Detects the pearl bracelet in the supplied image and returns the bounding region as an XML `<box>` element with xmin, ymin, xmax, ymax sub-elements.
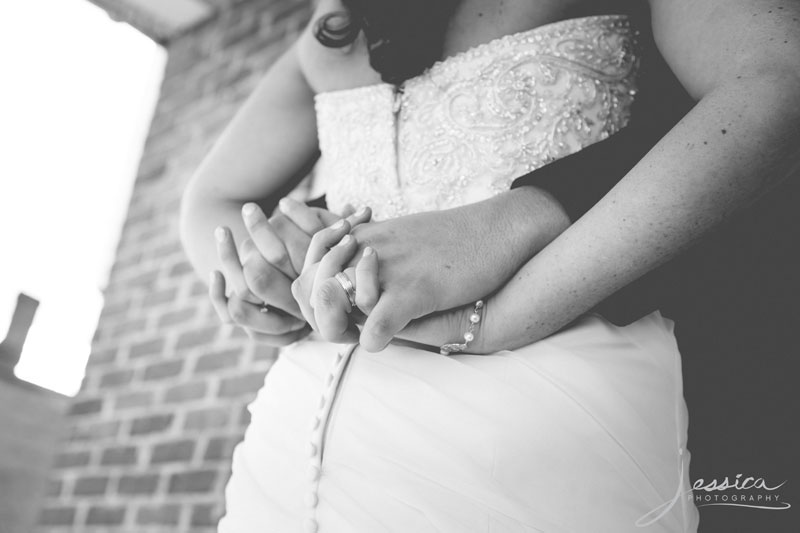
<box><xmin>440</xmin><ymin>300</ymin><xmax>484</xmax><ymax>355</ymax></box>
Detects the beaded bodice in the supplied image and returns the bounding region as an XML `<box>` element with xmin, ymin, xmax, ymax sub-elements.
<box><xmin>314</xmin><ymin>15</ymin><xmax>639</xmax><ymax>220</ymax></box>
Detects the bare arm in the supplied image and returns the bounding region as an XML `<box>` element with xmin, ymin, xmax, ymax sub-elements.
<box><xmin>469</xmin><ymin>0</ymin><xmax>800</xmax><ymax>352</ymax></box>
<box><xmin>179</xmin><ymin>40</ymin><xmax>319</xmax><ymax>281</ymax></box>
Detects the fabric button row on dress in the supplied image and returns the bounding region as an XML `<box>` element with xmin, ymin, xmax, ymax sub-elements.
<box><xmin>303</xmin><ymin>344</ymin><xmax>358</xmax><ymax>533</ymax></box>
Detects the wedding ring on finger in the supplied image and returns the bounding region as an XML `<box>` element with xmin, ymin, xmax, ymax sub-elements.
<box><xmin>334</xmin><ymin>272</ymin><xmax>357</xmax><ymax>310</ymax></box>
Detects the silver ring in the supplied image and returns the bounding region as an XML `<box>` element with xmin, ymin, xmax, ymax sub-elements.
<box><xmin>334</xmin><ymin>272</ymin><xmax>357</xmax><ymax>309</ymax></box>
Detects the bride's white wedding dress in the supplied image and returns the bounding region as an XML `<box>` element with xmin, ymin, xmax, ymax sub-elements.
<box><xmin>219</xmin><ymin>15</ymin><xmax>700</xmax><ymax>532</ymax></box>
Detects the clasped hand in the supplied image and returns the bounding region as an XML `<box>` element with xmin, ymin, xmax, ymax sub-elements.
<box><xmin>210</xmin><ymin>198</ymin><xmax>525</xmax><ymax>353</ymax></box>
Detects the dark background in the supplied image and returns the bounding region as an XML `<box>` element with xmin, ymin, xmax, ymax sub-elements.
<box><xmin>677</xmin><ymin>173</ymin><xmax>800</xmax><ymax>533</ymax></box>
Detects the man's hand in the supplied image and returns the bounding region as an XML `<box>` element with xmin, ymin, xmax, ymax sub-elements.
<box><xmin>347</xmin><ymin>187</ymin><xmax>569</xmax><ymax>351</ymax></box>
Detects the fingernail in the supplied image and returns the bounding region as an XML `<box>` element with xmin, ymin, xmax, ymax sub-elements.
<box><xmin>215</xmin><ymin>226</ymin><xmax>226</xmax><ymax>243</ymax></box>
<box><xmin>331</xmin><ymin>219</ymin><xmax>345</xmax><ymax>230</ymax></box>
<box><xmin>338</xmin><ymin>234</ymin><xmax>352</xmax><ymax>246</ymax></box>
<box><xmin>355</xmin><ymin>206</ymin><xmax>368</xmax><ymax>216</ymax></box>
<box><xmin>242</xmin><ymin>203</ymin><xmax>257</xmax><ymax>217</ymax></box>
<box><xmin>363</xmin><ymin>246</ymin><xmax>374</xmax><ymax>257</ymax></box>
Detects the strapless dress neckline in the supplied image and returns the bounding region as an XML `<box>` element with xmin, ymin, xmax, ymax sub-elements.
<box><xmin>314</xmin><ymin>14</ymin><xmax>634</xmax><ymax>99</ymax></box>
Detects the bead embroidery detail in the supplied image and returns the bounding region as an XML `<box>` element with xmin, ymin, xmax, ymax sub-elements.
<box><xmin>314</xmin><ymin>15</ymin><xmax>639</xmax><ymax>221</ymax></box>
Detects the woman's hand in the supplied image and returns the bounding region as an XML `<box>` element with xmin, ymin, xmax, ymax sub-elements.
<box><xmin>210</xmin><ymin>224</ymin><xmax>310</xmax><ymax>345</ymax></box>
<box><xmin>209</xmin><ymin>199</ymin><xmax>342</xmax><ymax>344</ymax></box>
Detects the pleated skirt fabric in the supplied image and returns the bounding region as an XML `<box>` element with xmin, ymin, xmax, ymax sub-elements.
<box><xmin>219</xmin><ymin>311</ymin><xmax>700</xmax><ymax>532</ymax></box>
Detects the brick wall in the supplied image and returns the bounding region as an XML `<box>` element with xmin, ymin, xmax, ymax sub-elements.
<box><xmin>39</xmin><ymin>1</ymin><xmax>313</xmax><ymax>530</ymax></box>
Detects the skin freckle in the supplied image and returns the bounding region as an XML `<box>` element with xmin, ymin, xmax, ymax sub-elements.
<box><xmin>703</xmin><ymin>141</ymin><xmax>708</xmax><ymax>145</ymax></box>
<box><xmin>721</xmin><ymin>129</ymin><xmax>727</xmax><ymax>134</ymax></box>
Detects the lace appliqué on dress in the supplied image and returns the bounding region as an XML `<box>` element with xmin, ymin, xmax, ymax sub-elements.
<box><xmin>314</xmin><ymin>15</ymin><xmax>640</xmax><ymax>221</ymax></box>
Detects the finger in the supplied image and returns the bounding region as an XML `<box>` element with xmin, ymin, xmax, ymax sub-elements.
<box><xmin>215</xmin><ymin>226</ymin><xmax>259</xmax><ymax>302</ymax></box>
<box><xmin>354</xmin><ymin>247</ymin><xmax>379</xmax><ymax>314</ymax></box>
<box><xmin>225</xmin><ymin>293</ymin><xmax>311</xmax><ymax>347</ymax></box>
<box><xmin>303</xmin><ymin>219</ymin><xmax>351</xmax><ymax>272</ymax></box>
<box><xmin>313</xmin><ymin>277</ymin><xmax>360</xmax><ymax>343</ymax></box>
<box><xmin>292</xmin><ymin>267</ymin><xmax>319</xmax><ymax>331</ymax></box>
<box><xmin>313</xmin><ymin>234</ymin><xmax>359</xmax><ymax>309</ymax></box>
<box><xmin>208</xmin><ymin>271</ymin><xmax>233</xmax><ymax>324</ymax></box>
<box><xmin>344</xmin><ymin>206</ymin><xmax>372</xmax><ymax>229</ymax></box>
<box><xmin>312</xmin><ymin>208</ymin><xmax>342</xmax><ymax>227</ymax></box>
<box><xmin>247</xmin><ymin>326</ymin><xmax>312</xmax><ymax>346</ymax></box>
<box><xmin>242</xmin><ymin>202</ymin><xmax>296</xmax><ymax>278</ymax></box>
<box><xmin>278</xmin><ymin>197</ymin><xmax>327</xmax><ymax>235</ymax></box>
<box><xmin>360</xmin><ymin>296</ymin><xmax>414</xmax><ymax>353</ymax></box>
<box><xmin>341</xmin><ymin>203</ymin><xmax>356</xmax><ymax>217</ymax></box>
<box><xmin>241</xmin><ymin>251</ymin><xmax>303</xmax><ymax>319</ymax></box>
<box><xmin>226</xmin><ymin>293</ymin><xmax>307</xmax><ymax>335</ymax></box>
<box><xmin>239</xmin><ymin>237</ymin><xmax>258</xmax><ymax>259</ymax></box>
<box><xmin>268</xmin><ymin>214</ymin><xmax>311</xmax><ymax>275</ymax></box>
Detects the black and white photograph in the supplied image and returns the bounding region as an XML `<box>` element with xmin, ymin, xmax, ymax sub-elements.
<box><xmin>1</xmin><ymin>0</ymin><xmax>798</xmax><ymax>531</ymax></box>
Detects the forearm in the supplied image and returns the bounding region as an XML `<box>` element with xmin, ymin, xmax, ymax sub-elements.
<box><xmin>180</xmin><ymin>191</ymin><xmax>253</xmax><ymax>283</ymax></box>
<box><xmin>476</xmin><ymin>73</ymin><xmax>800</xmax><ymax>353</ymax></box>
<box><xmin>509</xmin><ymin>124</ymin><xmax>658</xmax><ymax>224</ymax></box>
<box><xmin>178</xmin><ymin>41</ymin><xmax>321</xmax><ymax>282</ymax></box>
<box><xmin>457</xmin><ymin>185</ymin><xmax>571</xmax><ymax>295</ymax></box>
<box><xmin>434</xmin><ymin>107</ymin><xmax>681</xmax><ymax>313</ymax></box>
<box><xmin>180</xmin><ymin>176</ymin><xmax>302</xmax><ymax>283</ymax></box>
